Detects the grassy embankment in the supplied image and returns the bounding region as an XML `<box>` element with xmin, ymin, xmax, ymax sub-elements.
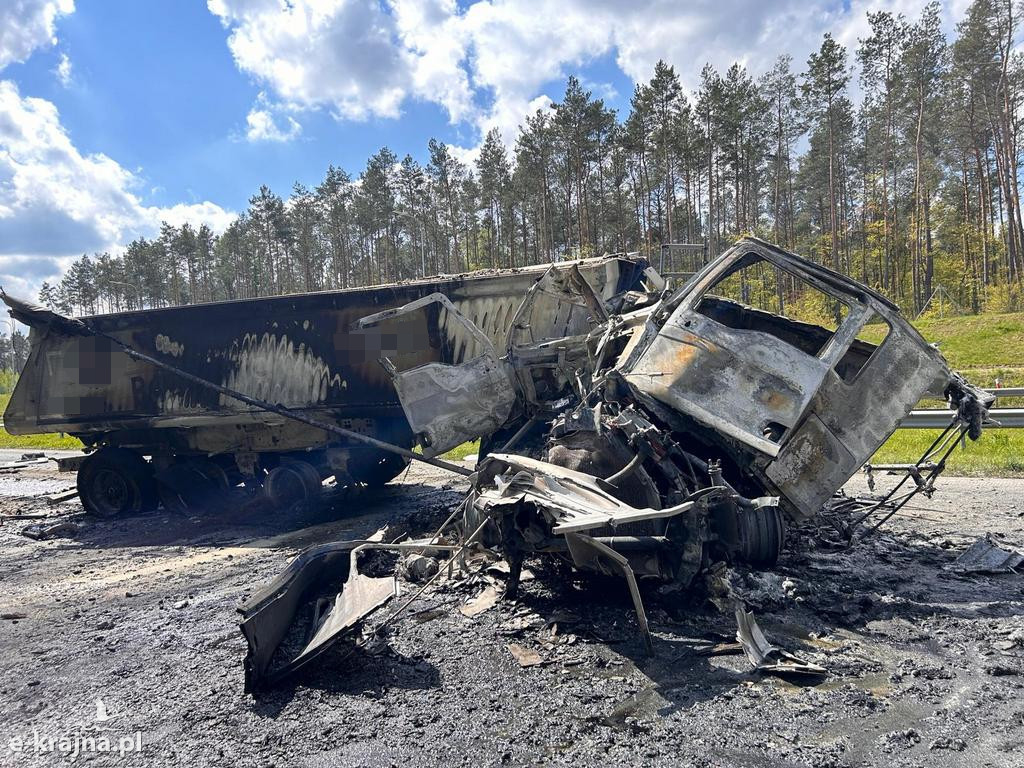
<box><xmin>440</xmin><ymin>313</ymin><xmax>1024</xmax><ymax>476</ymax></box>
<box><xmin>2</xmin><ymin>314</ymin><xmax>1022</xmax><ymax>473</ymax></box>
<box><xmin>861</xmin><ymin>312</ymin><xmax>1024</xmax><ymax>476</ymax></box>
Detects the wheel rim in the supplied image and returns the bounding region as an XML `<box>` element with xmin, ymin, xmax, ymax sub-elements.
<box><xmin>90</xmin><ymin>468</ymin><xmax>132</xmax><ymax>516</ymax></box>
<box><xmin>265</xmin><ymin>466</ymin><xmax>307</xmax><ymax>505</ymax></box>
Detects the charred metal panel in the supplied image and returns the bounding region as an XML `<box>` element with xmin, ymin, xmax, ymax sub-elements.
<box><xmin>765</xmin><ymin>323</ymin><xmax>949</xmax><ymax>517</ymax></box>
<box><xmin>762</xmin><ymin>412</ymin><xmax>856</xmax><ymax>515</ymax></box>
<box><xmin>393</xmin><ymin>354</ymin><xmax>517</xmax><ymax>457</ymax></box>
<box><xmin>624</xmin><ymin>309</ymin><xmax>830</xmax><ymax>457</ymax></box>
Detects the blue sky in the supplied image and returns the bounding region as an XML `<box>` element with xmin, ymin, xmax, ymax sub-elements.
<box><xmin>0</xmin><ymin>0</ymin><xmax>969</xmax><ymax>300</ymax></box>
<box><xmin>30</xmin><ymin>2</ymin><xmax>635</xmax><ymax>212</ymax></box>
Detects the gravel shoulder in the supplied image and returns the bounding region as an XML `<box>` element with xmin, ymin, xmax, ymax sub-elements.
<box><xmin>1</xmin><ymin>462</ymin><xmax>1023</xmax><ymax>767</ymax></box>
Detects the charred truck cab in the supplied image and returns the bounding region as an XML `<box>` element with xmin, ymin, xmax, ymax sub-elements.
<box><xmin>377</xmin><ymin>237</ymin><xmax>987</xmax><ymax>581</ymax></box>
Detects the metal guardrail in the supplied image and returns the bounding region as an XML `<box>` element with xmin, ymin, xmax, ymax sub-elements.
<box><xmin>986</xmin><ymin>387</ymin><xmax>1024</xmax><ymax>398</ymax></box>
<box><xmin>900</xmin><ymin>387</ymin><xmax>1024</xmax><ymax>429</ymax></box>
<box><xmin>902</xmin><ymin>408</ymin><xmax>1024</xmax><ymax>428</ymax></box>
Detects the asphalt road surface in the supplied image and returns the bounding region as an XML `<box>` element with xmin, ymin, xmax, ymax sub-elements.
<box><xmin>1</xmin><ymin>458</ymin><xmax>1023</xmax><ymax>767</ymax></box>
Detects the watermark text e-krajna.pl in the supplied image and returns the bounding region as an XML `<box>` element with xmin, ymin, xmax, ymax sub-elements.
<box><xmin>8</xmin><ymin>727</ymin><xmax>143</xmax><ymax>759</ymax></box>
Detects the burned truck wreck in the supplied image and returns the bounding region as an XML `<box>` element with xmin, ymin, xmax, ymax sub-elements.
<box><xmin>239</xmin><ymin>237</ymin><xmax>992</xmax><ymax>688</ymax></box>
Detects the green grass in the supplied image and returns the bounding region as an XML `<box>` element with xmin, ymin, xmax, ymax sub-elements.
<box><xmin>0</xmin><ymin>392</ymin><xmax>83</xmax><ymax>451</ymax></box>
<box><xmin>863</xmin><ymin>311</ymin><xmax>1024</xmax><ymax>475</ymax></box>
<box><xmin>872</xmin><ymin>428</ymin><xmax>1024</xmax><ymax>477</ymax></box>
<box><xmin>859</xmin><ymin>311</ymin><xmax>1024</xmax><ymax>370</ymax></box>
<box><xmin>441</xmin><ymin>440</ymin><xmax>480</xmax><ymax>462</ymax></box>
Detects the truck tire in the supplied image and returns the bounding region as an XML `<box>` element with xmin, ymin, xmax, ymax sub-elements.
<box><xmin>156</xmin><ymin>459</ymin><xmax>231</xmax><ymax>514</ymax></box>
<box><xmin>77</xmin><ymin>448</ymin><xmax>158</xmax><ymax>518</ymax></box>
<box><xmin>736</xmin><ymin>502</ymin><xmax>785</xmax><ymax>568</ymax></box>
<box><xmin>264</xmin><ymin>461</ymin><xmax>322</xmax><ymax>506</ymax></box>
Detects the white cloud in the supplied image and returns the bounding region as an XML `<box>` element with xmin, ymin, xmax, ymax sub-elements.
<box><xmin>245</xmin><ymin>106</ymin><xmax>301</xmax><ymax>142</ymax></box>
<box><xmin>209</xmin><ymin>0</ymin><xmax>970</xmax><ymax>153</ymax></box>
<box><xmin>0</xmin><ymin>0</ymin><xmax>74</xmax><ymax>71</ymax></box>
<box><xmin>55</xmin><ymin>51</ymin><xmax>71</xmax><ymax>85</ymax></box>
<box><xmin>245</xmin><ymin>96</ymin><xmax>302</xmax><ymax>142</ymax></box>
<box><xmin>145</xmin><ymin>201</ymin><xmax>238</xmax><ymax>234</ymax></box>
<box><xmin>0</xmin><ymin>80</ymin><xmax>233</xmax><ymax>298</ymax></box>
<box><xmin>389</xmin><ymin>0</ymin><xmax>473</xmax><ymax>122</ymax></box>
<box><xmin>209</xmin><ymin>0</ymin><xmax>414</xmax><ymax>120</ymax></box>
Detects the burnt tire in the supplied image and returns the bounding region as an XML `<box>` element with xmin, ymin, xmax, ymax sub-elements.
<box><xmin>77</xmin><ymin>448</ymin><xmax>158</xmax><ymax>518</ymax></box>
<box><xmin>156</xmin><ymin>459</ymin><xmax>231</xmax><ymax>514</ymax></box>
<box><xmin>350</xmin><ymin>451</ymin><xmax>410</xmax><ymax>488</ymax></box>
<box><xmin>736</xmin><ymin>502</ymin><xmax>785</xmax><ymax>568</ymax></box>
<box><xmin>264</xmin><ymin>461</ymin><xmax>323</xmax><ymax>506</ymax></box>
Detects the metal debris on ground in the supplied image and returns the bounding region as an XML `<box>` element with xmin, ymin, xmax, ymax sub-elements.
<box><xmin>401</xmin><ymin>553</ymin><xmax>440</xmax><ymax>583</ymax></box>
<box><xmin>0</xmin><ymin>454</ymin><xmax>50</xmax><ymax>474</ymax></box>
<box><xmin>734</xmin><ymin>607</ymin><xmax>826</xmax><ymax>678</ymax></box>
<box><xmin>950</xmin><ymin>535</ymin><xmax>1024</xmax><ymax>574</ymax></box>
<box><xmin>459</xmin><ymin>584</ymin><xmax>502</xmax><ymax>617</ymax></box>
<box><xmin>46</xmin><ymin>488</ymin><xmax>79</xmax><ymax>505</ymax></box>
<box><xmin>21</xmin><ymin>521</ymin><xmax>81</xmax><ymax>540</ymax></box>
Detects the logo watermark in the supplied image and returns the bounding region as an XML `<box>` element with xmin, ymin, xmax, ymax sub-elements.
<box><xmin>7</xmin><ymin>699</ymin><xmax>143</xmax><ymax>761</ymax></box>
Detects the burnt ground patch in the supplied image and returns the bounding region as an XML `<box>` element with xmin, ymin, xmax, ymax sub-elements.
<box><xmin>1</xmin><ymin>465</ymin><xmax>1023</xmax><ymax>767</ymax></box>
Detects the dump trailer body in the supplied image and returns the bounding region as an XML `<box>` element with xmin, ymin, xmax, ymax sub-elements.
<box><xmin>4</xmin><ymin>258</ymin><xmax>648</xmax><ymax>463</ymax></box>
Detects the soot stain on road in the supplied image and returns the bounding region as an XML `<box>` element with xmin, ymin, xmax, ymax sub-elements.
<box><xmin>1</xmin><ymin>463</ymin><xmax>1023</xmax><ymax>767</ymax></box>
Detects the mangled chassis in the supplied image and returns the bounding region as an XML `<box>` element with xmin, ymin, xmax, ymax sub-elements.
<box><xmin>240</xmin><ymin>238</ymin><xmax>990</xmax><ymax>689</ymax></box>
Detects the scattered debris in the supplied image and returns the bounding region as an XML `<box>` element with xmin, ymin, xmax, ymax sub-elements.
<box><xmin>411</xmin><ymin>607</ymin><xmax>445</xmax><ymax>623</ymax></box>
<box><xmin>929</xmin><ymin>737</ymin><xmax>968</xmax><ymax>752</ymax></box>
<box><xmin>459</xmin><ymin>584</ymin><xmax>502</xmax><ymax>618</ymax></box>
<box><xmin>401</xmin><ymin>553</ymin><xmax>439</xmax><ymax>583</ymax></box>
<box><xmin>46</xmin><ymin>488</ymin><xmax>79</xmax><ymax>505</ymax></box>
<box><xmin>499</xmin><ymin>610</ymin><xmax>545</xmax><ymax>633</ymax></box>
<box><xmin>734</xmin><ymin>607</ymin><xmax>826</xmax><ymax>678</ymax></box>
<box><xmin>950</xmin><ymin>534</ymin><xmax>1024</xmax><ymax>573</ymax></box>
<box><xmin>55</xmin><ymin>455</ymin><xmax>86</xmax><ymax>473</ymax></box>
<box><xmin>696</xmin><ymin>641</ymin><xmax>744</xmax><ymax>657</ymax></box>
<box><xmin>507</xmin><ymin>643</ymin><xmax>543</xmax><ymax>667</ymax></box>
<box><xmin>21</xmin><ymin>520</ymin><xmax>80</xmax><ymax>540</ymax></box>
<box><xmin>0</xmin><ymin>454</ymin><xmax>50</xmax><ymax>474</ymax></box>
<box><xmin>486</xmin><ymin>560</ymin><xmax>534</xmax><ymax>582</ymax></box>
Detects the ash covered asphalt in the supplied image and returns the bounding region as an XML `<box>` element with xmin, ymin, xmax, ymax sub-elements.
<box><xmin>1</xmin><ymin>461</ymin><xmax>1024</xmax><ymax>767</ymax></box>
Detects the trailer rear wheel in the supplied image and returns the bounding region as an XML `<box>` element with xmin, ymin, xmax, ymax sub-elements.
<box><xmin>264</xmin><ymin>461</ymin><xmax>322</xmax><ymax>507</ymax></box>
<box><xmin>77</xmin><ymin>448</ymin><xmax>158</xmax><ymax>518</ymax></box>
<box><xmin>157</xmin><ymin>459</ymin><xmax>232</xmax><ymax>513</ymax></box>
